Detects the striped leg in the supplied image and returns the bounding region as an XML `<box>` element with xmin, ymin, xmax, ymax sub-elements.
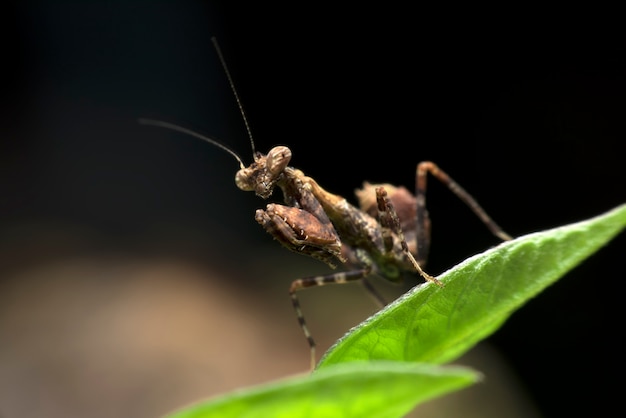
<box><xmin>415</xmin><ymin>161</ymin><xmax>513</xmax><ymax>263</ymax></box>
<box><xmin>289</xmin><ymin>268</ymin><xmax>371</xmax><ymax>370</ymax></box>
<box><xmin>375</xmin><ymin>186</ymin><xmax>443</xmax><ymax>287</ymax></box>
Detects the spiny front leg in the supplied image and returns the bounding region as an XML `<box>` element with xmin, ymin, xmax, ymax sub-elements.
<box><xmin>289</xmin><ymin>268</ymin><xmax>371</xmax><ymax>370</ymax></box>
<box><xmin>415</xmin><ymin>161</ymin><xmax>513</xmax><ymax>261</ymax></box>
<box><xmin>255</xmin><ymin>203</ymin><xmax>345</xmax><ymax>268</ymax></box>
<box><xmin>375</xmin><ymin>186</ymin><xmax>443</xmax><ymax>287</ymax></box>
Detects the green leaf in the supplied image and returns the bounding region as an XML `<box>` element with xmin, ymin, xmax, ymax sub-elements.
<box><xmin>165</xmin><ymin>204</ymin><xmax>625</xmax><ymax>418</ymax></box>
<box><xmin>318</xmin><ymin>204</ymin><xmax>626</xmax><ymax>367</ymax></box>
<box><xmin>164</xmin><ymin>361</ymin><xmax>480</xmax><ymax>418</ymax></box>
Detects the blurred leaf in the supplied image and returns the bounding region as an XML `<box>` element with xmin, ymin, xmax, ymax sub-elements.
<box><xmin>165</xmin><ymin>361</ymin><xmax>479</xmax><ymax>418</ymax></box>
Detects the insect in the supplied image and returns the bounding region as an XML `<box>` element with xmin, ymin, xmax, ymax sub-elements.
<box><xmin>141</xmin><ymin>38</ymin><xmax>513</xmax><ymax>370</ymax></box>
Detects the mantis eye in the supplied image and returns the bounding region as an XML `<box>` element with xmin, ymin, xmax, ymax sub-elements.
<box><xmin>235</xmin><ymin>167</ymin><xmax>255</xmax><ymax>191</ymax></box>
<box><xmin>266</xmin><ymin>146</ymin><xmax>292</xmax><ymax>176</ymax></box>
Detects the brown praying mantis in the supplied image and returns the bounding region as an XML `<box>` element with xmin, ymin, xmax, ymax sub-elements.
<box><xmin>140</xmin><ymin>38</ymin><xmax>512</xmax><ymax>370</ymax></box>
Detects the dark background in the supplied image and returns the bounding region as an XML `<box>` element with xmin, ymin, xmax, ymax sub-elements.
<box><xmin>2</xmin><ymin>3</ymin><xmax>625</xmax><ymax>417</ymax></box>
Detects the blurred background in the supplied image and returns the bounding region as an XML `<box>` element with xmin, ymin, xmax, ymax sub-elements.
<box><xmin>1</xmin><ymin>3</ymin><xmax>625</xmax><ymax>417</ymax></box>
